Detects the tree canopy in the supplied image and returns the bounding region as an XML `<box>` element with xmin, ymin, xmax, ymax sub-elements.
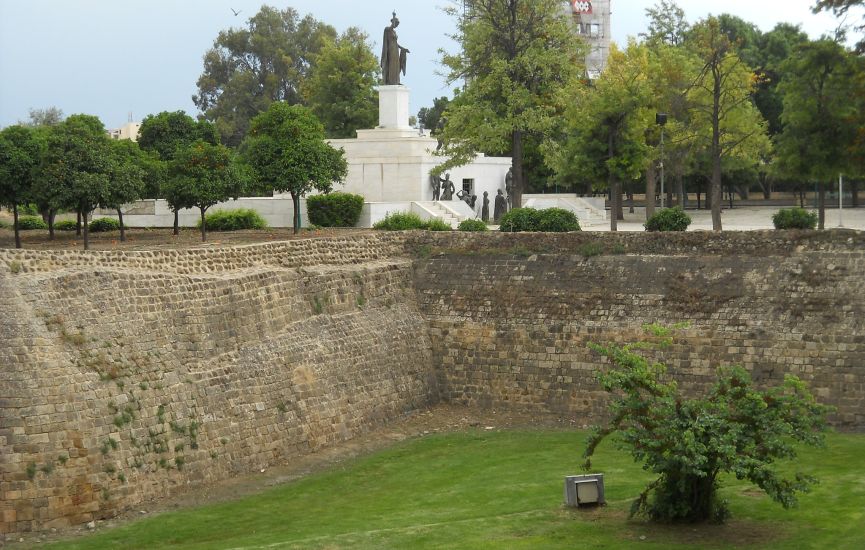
<box><xmin>241</xmin><ymin>103</ymin><xmax>347</xmax><ymax>233</ymax></box>
<box><xmin>0</xmin><ymin>125</ymin><xmax>43</xmax><ymax>248</ymax></box>
<box><xmin>193</xmin><ymin>6</ymin><xmax>337</xmax><ymax>146</ymax></box>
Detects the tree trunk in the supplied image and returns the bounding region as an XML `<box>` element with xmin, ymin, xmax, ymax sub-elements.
<box><xmin>676</xmin><ymin>174</ymin><xmax>685</xmax><ymax>209</ymax></box>
<box><xmin>48</xmin><ymin>210</ymin><xmax>56</xmax><ymax>240</ymax></box>
<box><xmin>696</xmin><ymin>181</ymin><xmax>702</xmax><ymax>210</ymax></box>
<box><xmin>851</xmin><ymin>180</ymin><xmax>859</xmax><ymax>208</ymax></box>
<box><xmin>173</xmin><ymin>210</ymin><xmax>180</xmax><ymax>236</ymax></box>
<box><xmin>511</xmin><ymin>130</ymin><xmax>524</xmax><ymax>210</ymax></box>
<box><xmin>608</xmin><ymin>131</ymin><xmax>617</xmax><ymax>232</ymax></box>
<box><xmin>200</xmin><ymin>208</ymin><xmax>207</xmax><ymax>242</ymax></box>
<box><xmin>292</xmin><ymin>193</ymin><xmax>301</xmax><ymax>234</ymax></box>
<box><xmin>628</xmin><ymin>192</ymin><xmax>635</xmax><ymax>214</ymax></box>
<box><xmin>711</xmin><ymin>62</ymin><xmax>723</xmax><ymax>231</ymax></box>
<box><xmin>76</xmin><ymin>210</ymin><xmax>82</xmax><ymax>236</ymax></box>
<box><xmin>13</xmin><ymin>203</ymin><xmax>21</xmax><ymax>249</ymax></box>
<box><xmin>711</xmin><ymin>154</ymin><xmax>723</xmax><ymax>231</ymax></box>
<box><xmin>818</xmin><ymin>181</ymin><xmax>826</xmax><ymax>230</ymax></box>
<box><xmin>117</xmin><ymin>208</ymin><xmax>126</xmax><ymax>242</ymax></box>
<box><xmin>82</xmin><ymin>210</ymin><xmax>90</xmax><ymax>251</ymax></box>
<box><xmin>799</xmin><ymin>187</ymin><xmax>806</xmax><ymax>208</ymax></box>
<box><xmin>645</xmin><ymin>162</ymin><xmax>657</xmax><ymax>220</ymax></box>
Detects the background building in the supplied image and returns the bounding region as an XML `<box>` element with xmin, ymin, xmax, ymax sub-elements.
<box><xmin>569</xmin><ymin>0</ymin><xmax>611</xmax><ymax>79</ymax></box>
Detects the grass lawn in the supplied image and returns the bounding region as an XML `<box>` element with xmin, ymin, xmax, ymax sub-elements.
<box><xmin>48</xmin><ymin>430</ymin><xmax>865</xmax><ymax>549</ymax></box>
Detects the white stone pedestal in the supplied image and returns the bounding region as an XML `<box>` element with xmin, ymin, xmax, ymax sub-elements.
<box><xmin>375</xmin><ymin>85</ymin><xmax>411</xmax><ymax>129</ymax></box>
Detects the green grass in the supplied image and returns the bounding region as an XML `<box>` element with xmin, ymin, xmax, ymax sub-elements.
<box><xmin>49</xmin><ymin>430</ymin><xmax>865</xmax><ymax>549</ymax></box>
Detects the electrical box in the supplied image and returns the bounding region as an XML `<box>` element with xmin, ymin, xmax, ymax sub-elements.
<box><xmin>564</xmin><ymin>474</ymin><xmax>605</xmax><ymax>507</ymax></box>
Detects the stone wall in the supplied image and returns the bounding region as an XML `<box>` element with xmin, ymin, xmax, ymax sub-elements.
<box><xmin>410</xmin><ymin>231</ymin><xmax>865</xmax><ymax>428</ymax></box>
<box><xmin>1</xmin><ymin>230</ymin><xmax>864</xmax><ymax>536</ymax></box>
<box><xmin>0</xmin><ymin>236</ymin><xmax>435</xmax><ymax>535</ymax></box>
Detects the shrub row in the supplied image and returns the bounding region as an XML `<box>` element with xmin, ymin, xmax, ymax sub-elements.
<box><xmin>373</xmin><ymin>212</ymin><xmax>453</xmax><ymax>231</ymax></box>
<box><xmin>499</xmin><ymin>207</ymin><xmax>581</xmax><ymax>233</ymax></box>
<box><xmin>197</xmin><ymin>209</ymin><xmax>267</xmax><ymax>231</ymax></box>
<box><xmin>307</xmin><ymin>192</ymin><xmax>364</xmax><ymax>228</ymax></box>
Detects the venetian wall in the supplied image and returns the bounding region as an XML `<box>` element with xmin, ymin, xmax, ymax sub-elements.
<box><xmin>1</xmin><ymin>230</ymin><xmax>864</xmax><ymax>536</ymax></box>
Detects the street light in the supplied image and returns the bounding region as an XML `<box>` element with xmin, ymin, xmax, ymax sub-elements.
<box><xmin>656</xmin><ymin>113</ymin><xmax>668</xmax><ymax>209</ymax></box>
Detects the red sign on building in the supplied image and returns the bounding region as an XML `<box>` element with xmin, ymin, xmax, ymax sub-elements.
<box><xmin>572</xmin><ymin>1</ymin><xmax>593</xmax><ymax>14</ymax></box>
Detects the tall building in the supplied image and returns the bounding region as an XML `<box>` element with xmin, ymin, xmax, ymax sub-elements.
<box><xmin>569</xmin><ymin>0</ymin><xmax>611</xmax><ymax>79</ymax></box>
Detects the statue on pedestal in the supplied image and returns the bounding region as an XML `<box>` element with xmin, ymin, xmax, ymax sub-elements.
<box><xmin>504</xmin><ymin>168</ymin><xmax>514</xmax><ymax>209</ymax></box>
<box><xmin>440</xmin><ymin>173</ymin><xmax>455</xmax><ymax>201</ymax></box>
<box><xmin>430</xmin><ymin>173</ymin><xmax>441</xmax><ymax>200</ymax></box>
<box><xmin>381</xmin><ymin>12</ymin><xmax>409</xmax><ymax>85</ymax></box>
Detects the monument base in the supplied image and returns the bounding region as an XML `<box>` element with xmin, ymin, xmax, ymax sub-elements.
<box><xmin>375</xmin><ymin>85</ymin><xmax>411</xmax><ymax>130</ymax></box>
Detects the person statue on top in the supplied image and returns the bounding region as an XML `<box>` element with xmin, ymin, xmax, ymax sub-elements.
<box><xmin>381</xmin><ymin>12</ymin><xmax>409</xmax><ymax>85</ymax></box>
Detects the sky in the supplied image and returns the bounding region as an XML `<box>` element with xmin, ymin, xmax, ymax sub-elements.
<box><xmin>0</xmin><ymin>0</ymin><xmax>860</xmax><ymax>130</ymax></box>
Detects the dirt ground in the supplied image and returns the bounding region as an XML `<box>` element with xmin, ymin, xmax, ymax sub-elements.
<box><xmin>0</xmin><ymin>224</ymin><xmax>372</xmax><ymax>251</ymax></box>
<box><xmin>6</xmin><ymin>404</ymin><xmax>580</xmax><ymax>547</ymax></box>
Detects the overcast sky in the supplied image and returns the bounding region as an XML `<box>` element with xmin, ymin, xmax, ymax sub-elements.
<box><xmin>0</xmin><ymin>0</ymin><xmax>859</xmax><ymax>129</ymax></box>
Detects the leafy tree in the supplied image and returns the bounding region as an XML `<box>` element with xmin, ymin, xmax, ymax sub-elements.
<box><xmin>417</xmin><ymin>96</ymin><xmax>451</xmax><ymax>135</ymax></box>
<box><xmin>642</xmin><ymin>0</ymin><xmax>690</xmax><ymax>47</ymax></box>
<box><xmin>549</xmin><ymin>42</ymin><xmax>652</xmax><ymax>231</ymax></box>
<box><xmin>39</xmin><ymin>115</ymin><xmax>112</xmax><ymax>250</ymax></box>
<box><xmin>102</xmin><ymin>139</ymin><xmax>150</xmax><ymax>242</ymax></box>
<box><xmin>242</xmin><ymin>103</ymin><xmax>347</xmax><ymax>233</ymax></box>
<box><xmin>166</xmin><ymin>141</ymin><xmax>247</xmax><ymax>242</ymax></box>
<box><xmin>584</xmin><ymin>326</ymin><xmax>830</xmax><ymax>523</ymax></box>
<box><xmin>752</xmin><ymin>24</ymin><xmax>810</xmax><ymax>138</ymax></box>
<box><xmin>193</xmin><ymin>6</ymin><xmax>337</xmax><ymax>146</ymax></box>
<box><xmin>436</xmin><ymin>0</ymin><xmax>583</xmax><ymax>210</ymax></box>
<box><xmin>815</xmin><ymin>0</ymin><xmax>865</xmax><ymax>52</ymax></box>
<box><xmin>21</xmin><ymin>107</ymin><xmax>65</xmax><ymax>127</ymax></box>
<box><xmin>776</xmin><ymin>39</ymin><xmax>858</xmax><ymax>229</ymax></box>
<box><xmin>686</xmin><ymin>17</ymin><xmax>770</xmax><ymax>230</ymax></box>
<box><xmin>0</xmin><ymin>125</ymin><xmax>43</xmax><ymax>248</ymax></box>
<box><xmin>138</xmin><ymin>111</ymin><xmax>218</xmax><ymax>233</ymax></box>
<box><xmin>303</xmin><ymin>27</ymin><xmax>379</xmax><ymax>138</ymax></box>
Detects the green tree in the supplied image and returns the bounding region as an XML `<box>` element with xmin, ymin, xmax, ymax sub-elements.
<box><xmin>102</xmin><ymin>139</ymin><xmax>150</xmax><ymax>242</ymax></box>
<box><xmin>39</xmin><ymin>115</ymin><xmax>112</xmax><ymax>250</ymax></box>
<box><xmin>193</xmin><ymin>6</ymin><xmax>336</xmax><ymax>146</ymax></box>
<box><xmin>138</xmin><ymin>111</ymin><xmax>219</xmax><ymax>233</ymax></box>
<box><xmin>549</xmin><ymin>42</ymin><xmax>652</xmax><ymax>230</ymax></box>
<box><xmin>436</xmin><ymin>0</ymin><xmax>583</xmax><ymax>210</ymax></box>
<box><xmin>303</xmin><ymin>27</ymin><xmax>379</xmax><ymax>138</ymax></box>
<box><xmin>417</xmin><ymin>96</ymin><xmax>451</xmax><ymax>135</ymax></box>
<box><xmin>584</xmin><ymin>326</ymin><xmax>830</xmax><ymax>523</ymax></box>
<box><xmin>775</xmin><ymin>39</ymin><xmax>858</xmax><ymax>229</ymax></box>
<box><xmin>21</xmin><ymin>107</ymin><xmax>64</xmax><ymax>127</ymax></box>
<box><xmin>815</xmin><ymin>0</ymin><xmax>865</xmax><ymax>52</ymax></box>
<box><xmin>642</xmin><ymin>0</ymin><xmax>690</xmax><ymax>46</ymax></box>
<box><xmin>686</xmin><ymin>17</ymin><xmax>770</xmax><ymax>230</ymax></box>
<box><xmin>166</xmin><ymin>141</ymin><xmax>246</xmax><ymax>242</ymax></box>
<box><xmin>242</xmin><ymin>103</ymin><xmax>347</xmax><ymax>234</ymax></box>
<box><xmin>0</xmin><ymin>125</ymin><xmax>43</xmax><ymax>248</ymax></box>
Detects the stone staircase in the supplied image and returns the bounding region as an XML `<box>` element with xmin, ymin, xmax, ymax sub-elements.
<box><xmin>413</xmin><ymin>201</ymin><xmax>469</xmax><ymax>229</ymax></box>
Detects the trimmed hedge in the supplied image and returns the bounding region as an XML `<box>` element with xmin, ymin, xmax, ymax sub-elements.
<box><xmin>645</xmin><ymin>207</ymin><xmax>692</xmax><ymax>232</ymax></box>
<box><xmin>537</xmin><ymin>208</ymin><xmax>581</xmax><ymax>232</ymax></box>
<box><xmin>458</xmin><ymin>219</ymin><xmax>489</xmax><ymax>232</ymax></box>
<box><xmin>17</xmin><ymin>216</ymin><xmax>48</xmax><ymax>230</ymax></box>
<box><xmin>197</xmin><ymin>209</ymin><xmax>267</xmax><ymax>231</ymax></box>
<box><xmin>499</xmin><ymin>208</ymin><xmax>540</xmax><ymax>232</ymax></box>
<box><xmin>772</xmin><ymin>207</ymin><xmax>818</xmax><ymax>230</ymax></box>
<box><xmin>89</xmin><ymin>218</ymin><xmax>121</xmax><ymax>232</ymax></box>
<box><xmin>54</xmin><ymin>220</ymin><xmax>78</xmax><ymax>231</ymax></box>
<box><xmin>307</xmin><ymin>192</ymin><xmax>364</xmax><ymax>228</ymax></box>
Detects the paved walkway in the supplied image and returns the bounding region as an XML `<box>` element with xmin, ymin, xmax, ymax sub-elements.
<box><xmin>581</xmin><ymin>207</ymin><xmax>865</xmax><ymax>232</ymax></box>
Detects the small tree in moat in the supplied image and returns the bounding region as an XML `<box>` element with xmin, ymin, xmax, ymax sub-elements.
<box><xmin>166</xmin><ymin>140</ymin><xmax>246</xmax><ymax>242</ymax></box>
<box><xmin>584</xmin><ymin>325</ymin><xmax>830</xmax><ymax>524</ymax></box>
<box><xmin>242</xmin><ymin>103</ymin><xmax>347</xmax><ymax>234</ymax></box>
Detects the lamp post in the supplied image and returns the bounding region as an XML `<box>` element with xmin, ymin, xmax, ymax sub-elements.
<box><xmin>656</xmin><ymin>113</ymin><xmax>668</xmax><ymax>209</ymax></box>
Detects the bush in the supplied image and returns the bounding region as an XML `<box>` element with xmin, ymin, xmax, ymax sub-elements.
<box><xmin>197</xmin><ymin>209</ymin><xmax>267</xmax><ymax>231</ymax></box>
<box><xmin>306</xmin><ymin>192</ymin><xmax>364</xmax><ymax>228</ymax></box>
<box><xmin>425</xmin><ymin>219</ymin><xmax>452</xmax><ymax>231</ymax></box>
<box><xmin>537</xmin><ymin>208</ymin><xmax>581</xmax><ymax>232</ymax></box>
<box><xmin>585</xmin><ymin>325</ymin><xmax>830</xmax><ymax>524</ymax></box>
<box><xmin>54</xmin><ymin>220</ymin><xmax>78</xmax><ymax>231</ymax></box>
<box><xmin>373</xmin><ymin>212</ymin><xmax>428</xmax><ymax>231</ymax></box>
<box><xmin>16</xmin><ymin>216</ymin><xmax>48</xmax><ymax>230</ymax></box>
<box><xmin>772</xmin><ymin>207</ymin><xmax>818</xmax><ymax>230</ymax></box>
<box><xmin>644</xmin><ymin>206</ymin><xmax>692</xmax><ymax>232</ymax></box>
<box><xmin>89</xmin><ymin>218</ymin><xmax>121</xmax><ymax>232</ymax></box>
<box><xmin>458</xmin><ymin>219</ymin><xmax>489</xmax><ymax>232</ymax></box>
<box><xmin>0</xmin><ymin>218</ymin><xmax>9</xmax><ymax>229</ymax></box>
<box><xmin>499</xmin><ymin>208</ymin><xmax>541</xmax><ymax>232</ymax></box>
<box><xmin>19</xmin><ymin>203</ymin><xmax>40</xmax><ymax>216</ymax></box>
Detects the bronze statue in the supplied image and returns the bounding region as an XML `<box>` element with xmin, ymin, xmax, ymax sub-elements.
<box><xmin>482</xmin><ymin>191</ymin><xmax>490</xmax><ymax>222</ymax></box>
<box><xmin>440</xmin><ymin>173</ymin><xmax>455</xmax><ymax>201</ymax></box>
<box><xmin>494</xmin><ymin>189</ymin><xmax>507</xmax><ymax>222</ymax></box>
<box><xmin>430</xmin><ymin>173</ymin><xmax>441</xmax><ymax>200</ymax></box>
<box><xmin>504</xmin><ymin>168</ymin><xmax>513</xmax><ymax>208</ymax></box>
<box><xmin>381</xmin><ymin>12</ymin><xmax>409</xmax><ymax>85</ymax></box>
